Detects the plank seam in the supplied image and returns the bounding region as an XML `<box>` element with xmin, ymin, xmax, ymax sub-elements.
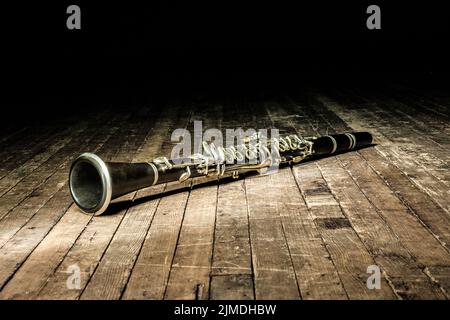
<box><xmin>243</xmin><ymin>179</ymin><xmax>257</xmax><ymax>300</ymax></box>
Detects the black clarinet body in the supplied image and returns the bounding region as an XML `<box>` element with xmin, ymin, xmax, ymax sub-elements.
<box><xmin>69</xmin><ymin>132</ymin><xmax>373</xmax><ymax>215</ymax></box>
<box><xmin>311</xmin><ymin>132</ymin><xmax>373</xmax><ymax>155</ymax></box>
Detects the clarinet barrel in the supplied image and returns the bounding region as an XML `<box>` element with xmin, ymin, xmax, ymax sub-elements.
<box><xmin>312</xmin><ymin>132</ymin><xmax>372</xmax><ymax>155</ymax></box>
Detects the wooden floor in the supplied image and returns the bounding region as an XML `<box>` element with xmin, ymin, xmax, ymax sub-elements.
<box><xmin>1</xmin><ymin>87</ymin><xmax>450</xmax><ymax>300</ymax></box>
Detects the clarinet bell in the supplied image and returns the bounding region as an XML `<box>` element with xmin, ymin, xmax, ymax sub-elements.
<box><xmin>69</xmin><ymin>153</ymin><xmax>157</xmax><ymax>215</ymax></box>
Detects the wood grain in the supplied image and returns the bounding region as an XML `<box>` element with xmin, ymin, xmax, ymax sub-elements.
<box><xmin>1</xmin><ymin>89</ymin><xmax>450</xmax><ymax>300</ymax></box>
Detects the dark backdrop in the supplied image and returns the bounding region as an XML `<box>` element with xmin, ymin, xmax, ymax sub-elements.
<box><xmin>2</xmin><ymin>1</ymin><xmax>450</xmax><ymax>119</ymax></box>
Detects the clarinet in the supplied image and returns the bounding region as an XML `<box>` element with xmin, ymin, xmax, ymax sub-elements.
<box><xmin>69</xmin><ymin>131</ymin><xmax>372</xmax><ymax>215</ymax></box>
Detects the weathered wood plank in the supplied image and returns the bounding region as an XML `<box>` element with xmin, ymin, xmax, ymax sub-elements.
<box><xmin>163</xmin><ymin>104</ymin><xmax>225</xmax><ymax>300</ymax></box>
<box><xmin>0</xmin><ymin>111</ymin><xmax>117</xmax><ymax>220</ymax></box>
<box><xmin>382</xmin><ymin>85</ymin><xmax>450</xmax><ymax>119</ymax></box>
<box><xmin>210</xmin><ymin>274</ymin><xmax>254</xmax><ymax>300</ymax></box>
<box><xmin>0</xmin><ymin>109</ymin><xmax>145</xmax><ymax>298</ymax></box>
<box><xmin>317</xmin><ymin>156</ymin><xmax>446</xmax><ymax>299</ymax></box>
<box><xmin>0</xmin><ymin>114</ymin><xmax>121</xmax><ymax>248</ymax></box>
<box><xmin>349</xmin><ymin>91</ymin><xmax>450</xmax><ymax>176</ymax></box>
<box><xmin>163</xmin><ymin>184</ymin><xmax>218</xmax><ymax>300</ymax></box>
<box><xmin>271</xmin><ymin>167</ymin><xmax>349</xmax><ymax>299</ymax></box>
<box><xmin>123</xmin><ymin>106</ymin><xmax>216</xmax><ymax>300</ymax></box>
<box><xmin>296</xmin><ymin>92</ymin><xmax>450</xmax><ymax>296</ymax></box>
<box><xmin>0</xmin><ymin>113</ymin><xmax>97</xmax><ymax>183</ymax></box>
<box><xmin>292</xmin><ymin>162</ymin><xmax>396</xmax><ymax>299</ymax></box>
<box><xmin>234</xmin><ymin>100</ymin><xmax>303</xmax><ymax>300</ymax></box>
<box><xmin>264</xmin><ymin>100</ymin><xmax>352</xmax><ymax>299</ymax></box>
<box><xmin>269</xmin><ymin>96</ymin><xmax>398</xmax><ymax>298</ymax></box>
<box><xmin>30</xmin><ymin>108</ymin><xmax>163</xmax><ymax>300</ymax></box>
<box><xmin>121</xmin><ymin>190</ymin><xmax>190</xmax><ymax>299</ymax></box>
<box><xmin>212</xmin><ymin>180</ymin><xmax>253</xmax><ymax>276</ymax></box>
<box><xmin>245</xmin><ymin>172</ymin><xmax>301</xmax><ymax>300</ymax></box>
<box><xmin>0</xmin><ymin>125</ymin><xmax>27</xmax><ymax>144</ymax></box>
<box><xmin>338</xmin><ymin>151</ymin><xmax>450</xmax><ymax>294</ymax></box>
<box><xmin>208</xmin><ymin>97</ymin><xmax>255</xmax><ymax>299</ymax></box>
<box><xmin>1</xmin><ymin>89</ymin><xmax>449</xmax><ymax>300</ymax></box>
<box><xmin>0</xmin><ymin>133</ymin><xmax>73</xmax><ymax>194</ymax></box>
<box><xmin>0</xmin><ymin>127</ymin><xmax>38</xmax><ymax>160</ymax></box>
<box><xmin>79</xmin><ymin>106</ymin><xmax>191</xmax><ymax>300</ymax></box>
<box><xmin>0</xmin><ymin>126</ymin><xmax>61</xmax><ymax>180</ymax></box>
<box><xmin>318</xmin><ymin>94</ymin><xmax>450</xmax><ymax>235</ymax></box>
<box><xmin>381</xmin><ymin>86</ymin><xmax>450</xmax><ymax>122</ymax></box>
<box><xmin>73</xmin><ymin>187</ymin><xmax>164</xmax><ymax>300</ymax></box>
<box><xmin>359</xmin><ymin>147</ymin><xmax>450</xmax><ymax>251</ymax></box>
<box><xmin>318</xmin><ymin>94</ymin><xmax>450</xmax><ymax>216</ymax></box>
<box><xmin>319</xmin><ymin>94</ymin><xmax>450</xmax><ymax>212</ymax></box>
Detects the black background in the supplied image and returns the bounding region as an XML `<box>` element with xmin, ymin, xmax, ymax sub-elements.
<box><xmin>2</xmin><ymin>1</ymin><xmax>450</xmax><ymax>119</ymax></box>
<box><xmin>0</xmin><ymin>300</ymin><xmax>444</xmax><ymax>319</ymax></box>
